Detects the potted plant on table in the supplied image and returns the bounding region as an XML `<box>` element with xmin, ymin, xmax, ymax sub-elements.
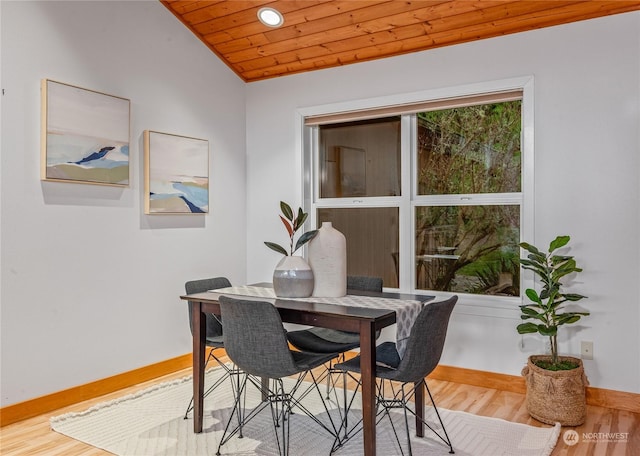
<box><xmin>518</xmin><ymin>235</ymin><xmax>589</xmax><ymax>426</ymax></box>
<box><xmin>264</xmin><ymin>201</ymin><xmax>318</xmax><ymax>298</ymax></box>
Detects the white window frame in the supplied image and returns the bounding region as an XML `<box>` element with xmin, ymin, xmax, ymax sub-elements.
<box><xmin>296</xmin><ymin>76</ymin><xmax>534</xmax><ymax>318</ymax></box>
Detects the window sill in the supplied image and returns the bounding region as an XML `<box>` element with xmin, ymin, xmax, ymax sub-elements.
<box><xmin>390</xmin><ymin>289</ymin><xmax>522</xmax><ymax>319</ymax></box>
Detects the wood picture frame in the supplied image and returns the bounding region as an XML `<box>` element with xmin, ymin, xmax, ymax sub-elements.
<box><xmin>41</xmin><ymin>79</ymin><xmax>130</xmax><ymax>186</ymax></box>
<box><xmin>144</xmin><ymin>130</ymin><xmax>209</xmax><ymax>214</ymax></box>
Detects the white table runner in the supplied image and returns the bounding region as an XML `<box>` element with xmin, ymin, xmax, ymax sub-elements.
<box><xmin>211</xmin><ymin>285</ymin><xmax>423</xmax><ymax>357</ymax></box>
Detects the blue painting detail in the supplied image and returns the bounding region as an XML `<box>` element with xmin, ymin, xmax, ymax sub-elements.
<box><xmin>172</xmin><ymin>183</ymin><xmax>208</xmax><ymax>209</ymax></box>
<box><xmin>66</xmin><ymin>145</ymin><xmax>129</xmax><ymax>170</ymax></box>
<box><xmin>45</xmin><ymin>135</ymin><xmax>129</xmax><ymax>184</ymax></box>
<box><xmin>180</xmin><ymin>196</ymin><xmax>205</xmax><ymax>213</ymax></box>
<box><xmin>149</xmin><ymin>181</ymin><xmax>208</xmax><ymax>213</ymax></box>
<box><xmin>73</xmin><ymin>146</ymin><xmax>115</xmax><ymax>164</ymax></box>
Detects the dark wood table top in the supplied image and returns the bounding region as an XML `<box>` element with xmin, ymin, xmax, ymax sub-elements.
<box><xmin>181</xmin><ymin>283</ymin><xmax>434</xmax><ymax>331</ymax></box>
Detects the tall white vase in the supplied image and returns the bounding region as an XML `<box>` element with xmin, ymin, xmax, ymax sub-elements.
<box><xmin>308</xmin><ymin>222</ymin><xmax>347</xmax><ymax>297</ymax></box>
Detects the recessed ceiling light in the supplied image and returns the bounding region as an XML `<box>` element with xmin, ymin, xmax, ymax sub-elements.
<box><xmin>257</xmin><ymin>7</ymin><xmax>284</xmax><ymax>28</ymax></box>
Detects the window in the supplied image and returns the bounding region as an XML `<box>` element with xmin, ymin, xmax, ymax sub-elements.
<box><xmin>314</xmin><ymin>117</ymin><xmax>403</xmax><ymax>288</ymax></box>
<box><xmin>319</xmin><ymin>118</ymin><xmax>401</xmax><ymax>198</ymax></box>
<box><xmin>414</xmin><ymin>102</ymin><xmax>522</xmax><ymax>296</ymax></box>
<box><xmin>303</xmin><ymin>79</ymin><xmax>532</xmax><ymax>303</ymax></box>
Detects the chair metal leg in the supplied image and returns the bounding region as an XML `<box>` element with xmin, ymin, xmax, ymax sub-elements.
<box><xmin>325</xmin><ymin>359</ymin><xmax>334</xmax><ymax>399</ymax></box>
<box><xmin>401</xmin><ymin>386</ymin><xmax>413</xmax><ymax>456</ymax></box>
<box><xmin>216</xmin><ymin>374</ymin><xmax>249</xmax><ymax>456</ymax></box>
<box><xmin>423</xmin><ymin>381</ymin><xmax>455</xmax><ymax>454</ymax></box>
<box><xmin>330</xmin><ymin>375</ymin><xmax>365</xmax><ymax>454</ymax></box>
<box><xmin>216</xmin><ymin>374</ymin><xmax>271</xmax><ymax>456</ymax></box>
<box><xmin>398</xmin><ymin>379</ymin><xmax>455</xmax><ymax>454</ymax></box>
<box><xmin>289</xmin><ymin>371</ymin><xmax>341</xmax><ymax>439</ymax></box>
<box><xmin>377</xmin><ymin>382</ymin><xmax>410</xmax><ymax>456</ymax></box>
<box><xmin>184</xmin><ymin>349</ymin><xmax>233</xmax><ymax>419</ymax></box>
<box><xmin>313</xmin><ymin>354</ymin><xmax>356</xmax><ymax>444</ymax></box>
<box><xmin>331</xmin><ymin>378</ymin><xmax>454</xmax><ymax>455</ymax></box>
<box><xmin>342</xmin><ymin>365</ymin><xmax>348</xmax><ymax>440</ymax></box>
<box><xmin>268</xmin><ymin>378</ymin><xmax>292</xmax><ymax>456</ymax></box>
<box><xmin>217</xmin><ymin>371</ymin><xmax>339</xmax><ymax>456</ymax></box>
<box><xmin>229</xmin><ymin>364</ymin><xmax>245</xmax><ymax>438</ymax></box>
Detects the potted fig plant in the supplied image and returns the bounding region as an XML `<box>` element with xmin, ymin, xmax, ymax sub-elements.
<box><xmin>264</xmin><ymin>201</ymin><xmax>318</xmax><ymax>298</ymax></box>
<box><xmin>518</xmin><ymin>235</ymin><xmax>589</xmax><ymax>426</ymax></box>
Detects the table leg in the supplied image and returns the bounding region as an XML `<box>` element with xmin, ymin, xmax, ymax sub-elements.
<box><xmin>193</xmin><ymin>302</ymin><xmax>205</xmax><ymax>433</ymax></box>
<box><xmin>414</xmin><ymin>380</ymin><xmax>424</xmax><ymax>437</ymax></box>
<box><xmin>360</xmin><ymin>320</ymin><xmax>376</xmax><ymax>456</ymax></box>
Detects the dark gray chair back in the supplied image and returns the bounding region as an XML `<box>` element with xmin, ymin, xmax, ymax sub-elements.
<box><xmin>388</xmin><ymin>295</ymin><xmax>457</xmax><ymax>383</ymax></box>
<box><xmin>185</xmin><ymin>277</ymin><xmax>231</xmax><ymax>337</ymax></box>
<box><xmin>347</xmin><ymin>275</ymin><xmax>383</xmax><ymax>292</ymax></box>
<box><xmin>219</xmin><ymin>296</ymin><xmax>300</xmax><ymax>379</ymax></box>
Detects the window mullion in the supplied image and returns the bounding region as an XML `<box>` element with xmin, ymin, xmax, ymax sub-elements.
<box><xmin>399</xmin><ymin>114</ymin><xmax>413</xmax><ymax>291</ymax></box>
<box><xmin>314</xmin><ymin>196</ymin><xmax>401</xmax><ymax>208</ymax></box>
<box><xmin>414</xmin><ymin>192</ymin><xmax>523</xmax><ymax>206</ymax></box>
<box><xmin>309</xmin><ymin>125</ymin><xmax>320</xmax><ymax>230</ymax></box>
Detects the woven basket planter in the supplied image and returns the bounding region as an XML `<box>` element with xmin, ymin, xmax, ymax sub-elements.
<box><xmin>521</xmin><ymin>355</ymin><xmax>588</xmax><ymax>426</ymax></box>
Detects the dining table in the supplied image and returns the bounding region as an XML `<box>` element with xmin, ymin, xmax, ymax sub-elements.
<box><xmin>180</xmin><ymin>283</ymin><xmax>434</xmax><ymax>456</ymax></box>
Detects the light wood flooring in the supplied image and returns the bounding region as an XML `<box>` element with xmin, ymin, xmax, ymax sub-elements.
<box><xmin>1</xmin><ymin>365</ymin><xmax>638</xmax><ymax>455</ymax></box>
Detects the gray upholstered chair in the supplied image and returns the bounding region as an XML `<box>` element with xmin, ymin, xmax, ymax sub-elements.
<box><xmin>334</xmin><ymin>295</ymin><xmax>458</xmax><ymax>456</ymax></box>
<box><xmin>183</xmin><ymin>277</ymin><xmax>233</xmax><ymax>419</ymax></box>
<box><xmin>216</xmin><ymin>296</ymin><xmax>341</xmax><ymax>456</ymax></box>
<box><xmin>286</xmin><ymin>276</ymin><xmax>383</xmax><ymax>438</ymax></box>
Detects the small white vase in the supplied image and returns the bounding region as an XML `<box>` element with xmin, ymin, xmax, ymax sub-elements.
<box><xmin>273</xmin><ymin>255</ymin><xmax>314</xmax><ymax>298</ymax></box>
<box><xmin>308</xmin><ymin>222</ymin><xmax>347</xmax><ymax>297</ymax></box>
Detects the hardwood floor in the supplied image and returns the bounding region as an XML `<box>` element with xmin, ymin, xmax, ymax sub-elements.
<box><xmin>1</xmin><ymin>365</ymin><xmax>638</xmax><ymax>455</ymax></box>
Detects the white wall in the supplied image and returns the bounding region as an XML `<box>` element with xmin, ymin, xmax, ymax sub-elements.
<box><xmin>1</xmin><ymin>3</ymin><xmax>637</xmax><ymax>408</ymax></box>
<box><xmin>1</xmin><ymin>1</ymin><xmax>246</xmax><ymax>406</ymax></box>
<box><xmin>246</xmin><ymin>13</ymin><xmax>640</xmax><ymax>393</ymax></box>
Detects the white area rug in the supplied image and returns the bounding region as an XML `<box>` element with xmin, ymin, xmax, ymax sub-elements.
<box><xmin>51</xmin><ymin>367</ymin><xmax>560</xmax><ymax>456</ymax></box>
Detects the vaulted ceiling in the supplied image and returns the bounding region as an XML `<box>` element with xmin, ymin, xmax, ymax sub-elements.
<box><xmin>161</xmin><ymin>1</ymin><xmax>640</xmax><ymax>83</ymax></box>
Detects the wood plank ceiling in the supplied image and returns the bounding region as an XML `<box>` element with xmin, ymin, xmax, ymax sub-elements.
<box><xmin>161</xmin><ymin>1</ymin><xmax>640</xmax><ymax>82</ymax></box>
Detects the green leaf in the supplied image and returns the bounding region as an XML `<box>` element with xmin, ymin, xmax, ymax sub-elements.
<box><xmin>294</xmin><ymin>209</ymin><xmax>308</xmax><ymax>232</ymax></box>
<box><xmin>538</xmin><ymin>325</ymin><xmax>557</xmax><ymax>336</ymax></box>
<box><xmin>526</xmin><ymin>252</ymin><xmax>547</xmax><ymax>265</ymax></box>
<box><xmin>564</xmin><ymin>293</ymin><xmax>588</xmax><ymax>302</ymax></box>
<box><xmin>551</xmin><ymin>255</ymin><xmax>574</xmax><ymax>266</ymax></box>
<box><xmin>555</xmin><ymin>314</ymin><xmax>581</xmax><ymax>325</ymax></box>
<box><xmin>554</xmin><ymin>258</ymin><xmax>577</xmax><ymax>273</ymax></box>
<box><xmin>520</xmin><ymin>306</ymin><xmax>543</xmax><ymax>317</ymax></box>
<box><xmin>549</xmin><ymin>235</ymin><xmax>570</xmax><ymax>252</ymax></box>
<box><xmin>558</xmin><ymin>311</ymin><xmax>589</xmax><ymax>319</ymax></box>
<box><xmin>519</xmin><ymin>259</ymin><xmax>546</xmax><ymax>271</ymax></box>
<box><xmin>519</xmin><ymin>242</ymin><xmax>540</xmax><ymax>255</ymax></box>
<box><xmin>293</xmin><ymin>230</ymin><xmax>318</xmax><ymax>254</ymax></box>
<box><xmin>525</xmin><ymin>288</ymin><xmax>542</xmax><ymax>304</ymax></box>
<box><xmin>519</xmin><ymin>309</ymin><xmax>546</xmax><ymax>322</ymax></box>
<box><xmin>520</xmin><ymin>258</ymin><xmax>547</xmax><ymax>277</ymax></box>
<box><xmin>517</xmin><ymin>322</ymin><xmax>539</xmax><ymax>334</ymax></box>
<box><xmin>264</xmin><ymin>242</ymin><xmax>288</xmax><ymax>256</ymax></box>
<box><xmin>280</xmin><ymin>201</ymin><xmax>294</xmax><ymax>221</ymax></box>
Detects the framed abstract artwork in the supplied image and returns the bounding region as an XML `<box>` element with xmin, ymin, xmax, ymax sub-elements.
<box><xmin>41</xmin><ymin>79</ymin><xmax>131</xmax><ymax>186</ymax></box>
<box><xmin>144</xmin><ymin>130</ymin><xmax>209</xmax><ymax>214</ymax></box>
